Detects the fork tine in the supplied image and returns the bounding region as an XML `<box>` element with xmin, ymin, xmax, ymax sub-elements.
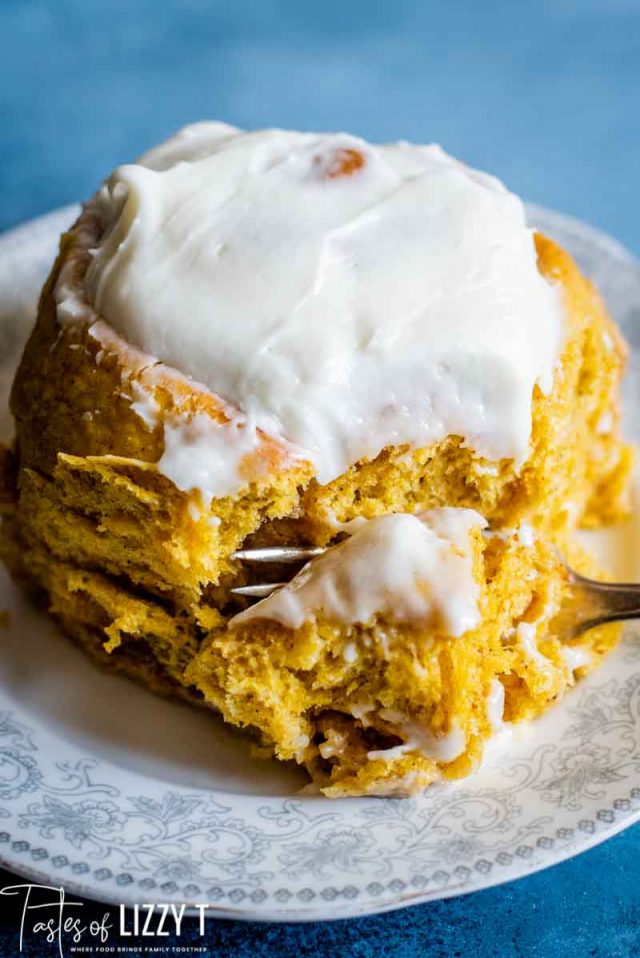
<box><xmin>231</xmin><ymin>545</ymin><xmax>326</xmax><ymax>562</ymax></box>
<box><xmin>231</xmin><ymin>582</ymin><xmax>287</xmax><ymax>598</ymax></box>
<box><xmin>231</xmin><ymin>544</ymin><xmax>326</xmax><ymax>601</ymax></box>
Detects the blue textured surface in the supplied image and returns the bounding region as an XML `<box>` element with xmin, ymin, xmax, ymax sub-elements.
<box><xmin>1</xmin><ymin>1</ymin><xmax>639</xmax><ymax>954</ymax></box>
<box><xmin>1</xmin><ymin>0</ymin><xmax>640</xmax><ymax>252</ymax></box>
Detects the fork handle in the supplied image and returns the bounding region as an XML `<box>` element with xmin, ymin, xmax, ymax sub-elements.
<box><xmin>570</xmin><ymin>573</ymin><xmax>640</xmax><ymax>634</ymax></box>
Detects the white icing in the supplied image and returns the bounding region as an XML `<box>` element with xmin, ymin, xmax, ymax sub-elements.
<box><xmin>129</xmin><ymin>380</ymin><xmax>160</xmax><ymax>429</ymax></box>
<box><xmin>376</xmin><ymin>629</ymin><xmax>391</xmax><ymax>660</ymax></box>
<box><xmin>370</xmin><ymin>712</ymin><xmax>466</xmax><ymax>763</ymax></box>
<box><xmin>187</xmin><ymin>500</ymin><xmax>203</xmax><ymax>522</ymax></box>
<box><xmin>231</xmin><ymin>508</ymin><xmax>485</xmax><ymax>633</ymax></box>
<box><xmin>85</xmin><ymin>123</ymin><xmax>562</xmax><ymax>489</ymax></box>
<box><xmin>486</xmin><ymin>522</ymin><xmax>536</xmax><ymax>547</ymax></box>
<box><xmin>516</xmin><ymin>523</ymin><xmax>535</xmax><ymax>548</ymax></box>
<box><xmin>516</xmin><ymin>621</ymin><xmax>553</xmax><ymax>670</ymax></box>
<box><xmin>342</xmin><ymin>642</ymin><xmax>358</xmax><ymax>664</ymax></box>
<box><xmin>486</xmin><ymin>679</ymin><xmax>506</xmax><ymax>731</ymax></box>
<box><xmin>54</xmin><ymin>212</ymin><xmax>103</xmax><ymax>328</ymax></box>
<box><xmin>157</xmin><ymin>412</ymin><xmax>262</xmax><ymax>503</ymax></box>
<box><xmin>597</xmin><ymin>410</ymin><xmax>613</xmax><ymax>435</ymax></box>
<box><xmin>366</xmin><ymin>743</ymin><xmax>410</xmax><ymax>762</ymax></box>
<box><xmin>139</xmin><ymin>120</ymin><xmax>239</xmax><ymax>171</ymax></box>
<box><xmin>401</xmin><ymin>723</ymin><xmax>466</xmax><ymax>763</ymax></box>
<box><xmin>318</xmin><ymin>740</ymin><xmax>339</xmax><ymax>760</ymax></box>
<box><xmin>349</xmin><ymin>703</ymin><xmax>373</xmax><ymax>723</ymax></box>
<box><xmin>561</xmin><ymin>644</ymin><xmax>591</xmax><ymax>674</ymax></box>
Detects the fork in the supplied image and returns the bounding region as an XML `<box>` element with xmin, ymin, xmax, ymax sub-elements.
<box><xmin>230</xmin><ymin>545</ymin><xmax>640</xmax><ymax>637</ymax></box>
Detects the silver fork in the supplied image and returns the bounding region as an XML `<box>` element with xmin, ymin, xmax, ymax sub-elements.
<box><xmin>231</xmin><ymin>545</ymin><xmax>640</xmax><ymax>636</ymax></box>
<box><xmin>231</xmin><ymin>546</ymin><xmax>324</xmax><ymax>598</ymax></box>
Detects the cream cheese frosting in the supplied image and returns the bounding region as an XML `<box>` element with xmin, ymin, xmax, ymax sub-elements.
<box><xmin>85</xmin><ymin>123</ymin><xmax>562</xmax><ymax>488</ymax></box>
<box><xmin>157</xmin><ymin>412</ymin><xmax>263</xmax><ymax>504</ymax></box>
<box><xmin>231</xmin><ymin>508</ymin><xmax>486</xmax><ymax>634</ymax></box>
<box><xmin>367</xmin><ymin>720</ymin><xmax>466</xmax><ymax>763</ymax></box>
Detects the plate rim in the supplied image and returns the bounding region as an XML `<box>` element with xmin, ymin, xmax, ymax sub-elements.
<box><xmin>1</xmin><ymin>203</ymin><xmax>640</xmax><ymax>922</ymax></box>
<box><xmin>2</xmin><ymin>793</ymin><xmax>640</xmax><ymax>923</ymax></box>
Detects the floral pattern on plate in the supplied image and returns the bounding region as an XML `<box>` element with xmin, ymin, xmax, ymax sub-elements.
<box><xmin>0</xmin><ymin>204</ymin><xmax>639</xmax><ymax>919</ymax></box>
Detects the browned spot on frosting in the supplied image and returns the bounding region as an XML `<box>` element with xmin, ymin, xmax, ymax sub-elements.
<box><xmin>317</xmin><ymin>147</ymin><xmax>366</xmax><ymax>179</ymax></box>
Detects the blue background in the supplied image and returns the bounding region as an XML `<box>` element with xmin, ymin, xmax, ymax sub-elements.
<box><xmin>1</xmin><ymin>0</ymin><xmax>640</xmax><ymax>253</ymax></box>
<box><xmin>1</xmin><ymin>0</ymin><xmax>639</xmax><ymax>955</ymax></box>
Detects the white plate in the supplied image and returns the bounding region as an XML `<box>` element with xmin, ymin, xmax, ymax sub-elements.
<box><xmin>0</xmin><ymin>205</ymin><xmax>640</xmax><ymax>922</ymax></box>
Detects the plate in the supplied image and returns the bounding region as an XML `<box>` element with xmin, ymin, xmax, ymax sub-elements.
<box><xmin>0</xmin><ymin>205</ymin><xmax>640</xmax><ymax>921</ymax></box>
